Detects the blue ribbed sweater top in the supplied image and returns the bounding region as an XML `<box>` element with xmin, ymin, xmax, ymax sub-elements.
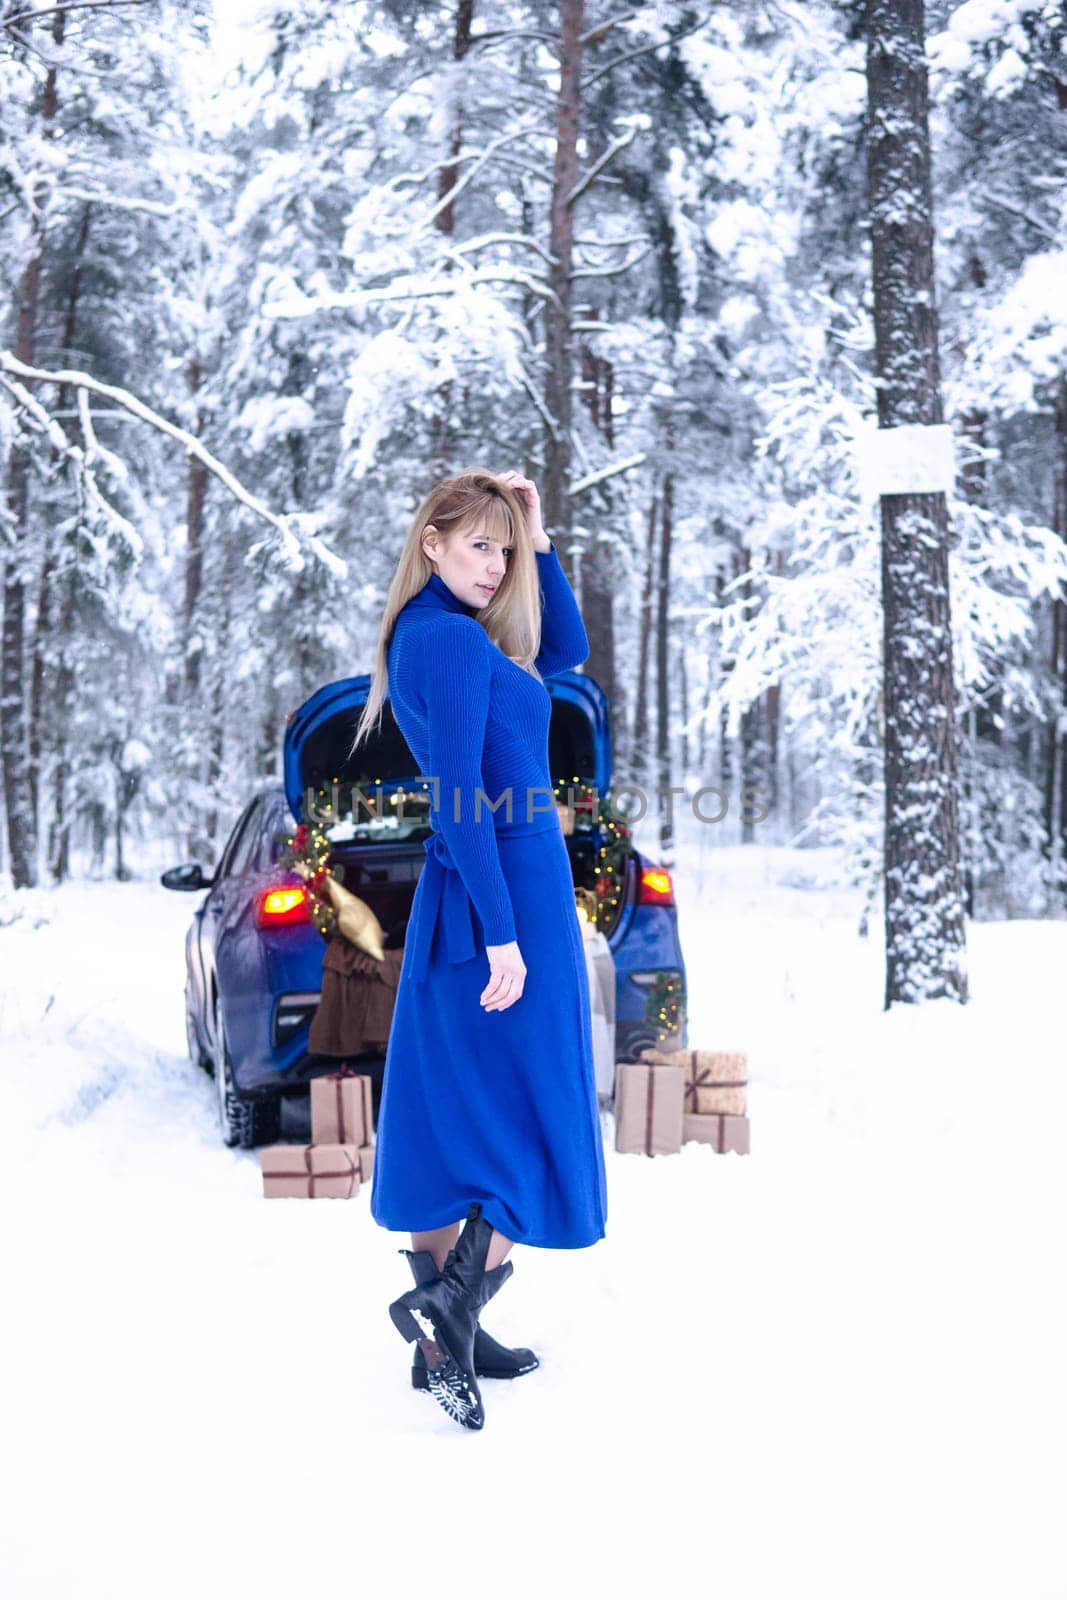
<box><xmin>386</xmin><ymin>540</ymin><xmax>589</xmax><ymax>948</ymax></box>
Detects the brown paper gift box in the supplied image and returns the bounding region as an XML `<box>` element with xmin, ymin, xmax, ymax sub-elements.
<box><xmin>614</xmin><ymin>1061</ymin><xmax>684</xmax><ymax>1156</ymax></box>
<box><xmin>356</xmin><ymin>1143</ymin><xmax>374</xmax><ymax>1183</ymax></box>
<box><xmin>310</xmin><ymin>1068</ymin><xmax>374</xmax><ymax>1147</ymax></box>
<box><xmin>682</xmin><ymin>1112</ymin><xmax>750</xmax><ymax>1155</ymax></box>
<box><xmin>639</xmin><ymin>1047</ymin><xmax>748</xmax><ymax>1116</ymax></box>
<box><xmin>260</xmin><ymin>1143</ymin><xmax>362</xmax><ymax>1198</ymax></box>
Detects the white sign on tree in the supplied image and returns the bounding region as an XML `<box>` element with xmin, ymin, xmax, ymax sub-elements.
<box><xmin>854</xmin><ymin>421</ymin><xmax>955</xmax><ymax>498</ymax></box>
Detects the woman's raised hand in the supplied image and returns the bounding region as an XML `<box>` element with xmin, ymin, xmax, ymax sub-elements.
<box><xmin>481</xmin><ymin>941</ymin><xmax>527</xmax><ymax>1012</ymax></box>
<box><xmin>497</xmin><ymin>471</ymin><xmax>550</xmax><ymax>551</ymax></box>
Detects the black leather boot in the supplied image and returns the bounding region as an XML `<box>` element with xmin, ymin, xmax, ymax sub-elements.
<box><xmin>403</xmin><ymin>1246</ymin><xmax>539</xmax><ymax>1390</ymax></box>
<box><xmin>388</xmin><ymin>1203</ymin><xmax>509</xmax><ymax>1430</ymax></box>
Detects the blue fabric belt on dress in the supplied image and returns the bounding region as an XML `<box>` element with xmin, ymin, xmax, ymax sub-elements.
<box><xmin>409</xmin><ymin>810</ymin><xmax>564</xmax><ymax>986</ymax></box>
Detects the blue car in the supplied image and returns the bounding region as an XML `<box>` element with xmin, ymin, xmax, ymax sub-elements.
<box><xmin>163</xmin><ymin>670</ymin><xmax>688</xmax><ymax>1147</ymax></box>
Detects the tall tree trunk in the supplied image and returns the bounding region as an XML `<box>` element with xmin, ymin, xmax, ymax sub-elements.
<box><xmin>765</xmin><ymin>547</ymin><xmax>783</xmax><ymax>818</ymax></box>
<box><xmin>198</xmin><ymin>573</ymin><xmax>231</xmax><ymax>867</ymax></box>
<box><xmin>543</xmin><ymin>0</ymin><xmax>583</xmax><ymax>545</ymax></box>
<box><xmin>738</xmin><ymin>547</ymin><xmax>762</xmax><ymax>843</ymax></box>
<box><xmin>428</xmin><ymin>0</ymin><xmax>475</xmax><ymax>477</ymax></box>
<box><xmin>1046</xmin><ymin>375</ymin><xmax>1067</xmax><ymax>904</ymax></box>
<box><xmin>30</xmin><ymin>201</ymin><xmax>92</xmax><ymax>861</ymax></box>
<box><xmin>1</xmin><ymin>310</ymin><xmax>39</xmax><ymax>888</ymax></box>
<box><xmin>737</xmin><ymin>548</ymin><xmax>778</xmax><ymax>843</ymax></box>
<box><xmin>678</xmin><ymin>635</ymin><xmax>689</xmax><ymax>784</ymax></box>
<box><xmin>718</xmin><ymin>565</ymin><xmax>734</xmax><ymax>797</ymax></box>
<box><xmin>765</xmin><ymin>684</ymin><xmax>780</xmax><ymax>818</ymax></box>
<box><xmin>631</xmin><ymin>493</ymin><xmax>657</xmax><ymax>786</ymax></box>
<box><xmin>2</xmin><ymin>10</ymin><xmax>65</xmax><ymax>885</ymax></box>
<box><xmin>434</xmin><ymin>0</ymin><xmax>474</xmax><ymax>244</ymax></box>
<box><xmin>49</xmin><ymin>570</ymin><xmax>78</xmax><ymax>882</ymax></box>
<box><xmin>866</xmin><ymin>0</ymin><xmax>969</xmax><ymax>1005</ymax></box>
<box><xmin>656</xmin><ymin>452</ymin><xmax>674</xmax><ymax>863</ymax></box>
<box><xmin>962</xmin><ymin>410</ymin><xmax>1002</xmax><ymax>745</ymax></box>
<box><xmin>259</xmin><ymin>706</ymin><xmax>278</xmax><ymax>783</ymax></box>
<box><xmin>184</xmin><ymin>357</ymin><xmax>209</xmax><ymax>700</ymax></box>
<box><xmin>575</xmin><ymin>303</ymin><xmax>616</xmax><ymax>703</ymax></box>
<box><xmin>698</xmin><ymin>629</ymin><xmax>713</xmax><ymax>781</ymax></box>
<box><xmin>957</xmin><ymin>403</ymin><xmax>989</xmax><ymax>916</ymax></box>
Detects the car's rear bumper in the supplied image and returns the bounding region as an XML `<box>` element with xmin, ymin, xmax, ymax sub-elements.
<box><xmin>233</xmin><ymin>928</ymin><xmax>687</xmax><ymax>1091</ymax></box>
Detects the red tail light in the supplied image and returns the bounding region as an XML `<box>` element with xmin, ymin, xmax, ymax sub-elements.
<box><xmin>637</xmin><ymin>866</ymin><xmax>675</xmax><ymax>907</ymax></box>
<box><xmin>256</xmin><ymin>883</ymin><xmax>311</xmax><ymax>928</ymax></box>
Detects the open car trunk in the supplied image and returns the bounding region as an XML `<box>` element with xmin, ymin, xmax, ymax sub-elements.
<box><xmin>282</xmin><ymin>670</ymin><xmax>620</xmax><ymax>946</ymax></box>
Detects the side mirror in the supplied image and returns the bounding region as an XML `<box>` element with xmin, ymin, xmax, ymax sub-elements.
<box><xmin>161</xmin><ymin>863</ymin><xmax>213</xmax><ymax>892</ymax></box>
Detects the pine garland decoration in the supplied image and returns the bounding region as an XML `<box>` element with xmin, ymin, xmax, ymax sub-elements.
<box><xmin>277</xmin><ymin>808</ymin><xmax>340</xmax><ymax>938</ymax></box>
<box><xmin>554</xmin><ymin>777</ymin><xmax>631</xmax><ymax>933</ymax></box>
<box><xmin>646</xmin><ymin>970</ymin><xmax>687</xmax><ymax>1040</ymax></box>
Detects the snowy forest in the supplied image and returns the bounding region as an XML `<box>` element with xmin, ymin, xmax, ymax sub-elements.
<box><xmin>7</xmin><ymin>4</ymin><xmax>1067</xmax><ymax>1577</ymax></box>
<box><xmin>3</xmin><ymin>0</ymin><xmax>1067</xmax><ymax>977</ymax></box>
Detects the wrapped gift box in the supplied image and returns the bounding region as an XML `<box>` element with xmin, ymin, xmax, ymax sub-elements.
<box><xmin>614</xmin><ymin>1060</ymin><xmax>684</xmax><ymax>1156</ymax></box>
<box><xmin>260</xmin><ymin>1143</ymin><xmax>362</xmax><ymax>1198</ymax></box>
<box><xmin>639</xmin><ymin>1047</ymin><xmax>748</xmax><ymax>1116</ymax></box>
<box><xmin>310</xmin><ymin>1068</ymin><xmax>374</xmax><ymax>1147</ymax></box>
<box><xmin>683</xmin><ymin>1112</ymin><xmax>750</xmax><ymax>1155</ymax></box>
<box><xmin>356</xmin><ymin>1142</ymin><xmax>374</xmax><ymax>1182</ymax></box>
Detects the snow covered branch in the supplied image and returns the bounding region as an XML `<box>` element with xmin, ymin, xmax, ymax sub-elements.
<box><xmin>581</xmin><ymin>10</ymin><xmax>713</xmax><ymax>91</ymax></box>
<box><xmin>0</xmin><ymin>351</ymin><xmax>347</xmax><ymax>578</ymax></box>
<box><xmin>572</xmin><ymin>245</ymin><xmax>652</xmax><ymax>279</ymax></box>
<box><xmin>580</xmin><ymin>11</ymin><xmax>641</xmax><ymax>48</ymax></box>
<box><xmin>448</xmin><ymin>231</ymin><xmax>557</xmax><ymax>268</ymax></box>
<box><xmin>264</xmin><ymin>266</ymin><xmax>565</xmax><ymax>321</ymax></box>
<box><xmin>60</xmin><ymin>187</ymin><xmax>188</xmax><ymax>218</ymax></box>
<box><xmin>419</xmin><ymin>124</ymin><xmax>550</xmax><ymax>237</ymax></box>
<box><xmin>0</xmin><ymin>361</ymin><xmax>143</xmax><ymax>556</ymax></box>
<box><xmin>2</xmin><ymin>0</ymin><xmax>153</xmax><ymax>28</ymax></box>
<box><xmin>983</xmin><ymin>192</ymin><xmax>1059</xmax><ymax>246</ymax></box>
<box><xmin>570</xmin><ymin>454</ymin><xmax>647</xmax><ymax>496</ymax></box>
<box><xmin>565</xmin><ymin>125</ymin><xmax>640</xmax><ymax>207</ymax></box>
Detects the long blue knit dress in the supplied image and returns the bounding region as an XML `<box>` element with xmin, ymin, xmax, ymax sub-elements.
<box><xmin>369</xmin><ymin>542</ymin><xmax>608</xmax><ymax>1249</ymax></box>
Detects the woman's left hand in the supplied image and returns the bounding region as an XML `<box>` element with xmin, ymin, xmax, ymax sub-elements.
<box><xmin>498</xmin><ymin>471</ymin><xmax>550</xmax><ymax>551</ymax></box>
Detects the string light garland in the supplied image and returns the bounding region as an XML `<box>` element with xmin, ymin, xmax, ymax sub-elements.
<box><xmin>277</xmin><ymin>808</ymin><xmax>340</xmax><ymax>938</ymax></box>
<box><xmin>279</xmin><ymin>776</ymin><xmax>435</xmax><ymax>939</ymax></box>
<box><xmin>555</xmin><ymin>777</ymin><xmax>686</xmax><ymax>1037</ymax></box>
<box><xmin>554</xmin><ymin>777</ymin><xmax>630</xmax><ymax>934</ymax></box>
<box><xmin>646</xmin><ymin>970</ymin><xmax>687</xmax><ymax>1041</ymax></box>
<box><xmin>284</xmin><ymin>775</ymin><xmax>651</xmax><ymax>982</ymax></box>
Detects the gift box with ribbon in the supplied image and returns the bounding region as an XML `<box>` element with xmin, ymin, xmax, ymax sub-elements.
<box><xmin>639</xmin><ymin>1047</ymin><xmax>747</xmax><ymax>1116</ymax></box>
<box><xmin>613</xmin><ymin>1060</ymin><xmax>684</xmax><ymax>1156</ymax></box>
<box><xmin>260</xmin><ymin>1143</ymin><xmax>363</xmax><ymax>1199</ymax></box>
<box><xmin>682</xmin><ymin>1111</ymin><xmax>750</xmax><ymax>1156</ymax></box>
<box><xmin>310</xmin><ymin>1066</ymin><xmax>375</xmax><ymax>1147</ymax></box>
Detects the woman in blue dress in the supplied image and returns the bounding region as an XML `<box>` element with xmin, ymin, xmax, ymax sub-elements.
<box><xmin>348</xmin><ymin>469</ymin><xmax>608</xmax><ymax>1429</ymax></box>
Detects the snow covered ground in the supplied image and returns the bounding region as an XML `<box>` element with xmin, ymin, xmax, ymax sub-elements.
<box><xmin>4</xmin><ymin>835</ymin><xmax>1064</xmax><ymax>1599</ymax></box>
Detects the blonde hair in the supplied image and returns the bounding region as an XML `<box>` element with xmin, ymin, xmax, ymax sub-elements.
<box><xmin>348</xmin><ymin>470</ymin><xmax>543</xmax><ymax>758</ymax></box>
